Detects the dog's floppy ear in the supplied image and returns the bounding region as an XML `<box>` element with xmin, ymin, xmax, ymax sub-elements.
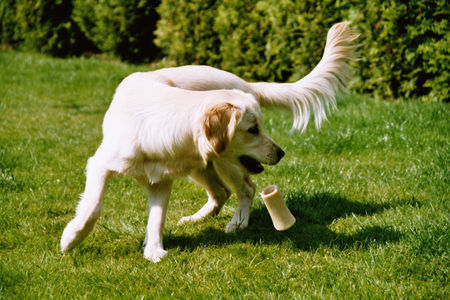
<box><xmin>198</xmin><ymin>102</ymin><xmax>242</xmax><ymax>163</ymax></box>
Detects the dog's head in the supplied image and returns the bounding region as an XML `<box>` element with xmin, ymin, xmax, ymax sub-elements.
<box><xmin>198</xmin><ymin>96</ymin><xmax>284</xmax><ymax>173</ymax></box>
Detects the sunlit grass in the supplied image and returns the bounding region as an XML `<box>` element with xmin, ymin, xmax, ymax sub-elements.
<box><xmin>0</xmin><ymin>51</ymin><xmax>448</xmax><ymax>298</ymax></box>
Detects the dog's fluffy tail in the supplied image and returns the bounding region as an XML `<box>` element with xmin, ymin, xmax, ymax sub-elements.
<box><xmin>249</xmin><ymin>22</ymin><xmax>359</xmax><ymax>131</ymax></box>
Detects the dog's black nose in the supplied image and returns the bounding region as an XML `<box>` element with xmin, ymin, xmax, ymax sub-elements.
<box><xmin>276</xmin><ymin>148</ymin><xmax>285</xmax><ymax>161</ymax></box>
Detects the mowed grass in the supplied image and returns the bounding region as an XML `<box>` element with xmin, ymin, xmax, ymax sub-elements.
<box><xmin>0</xmin><ymin>50</ymin><xmax>448</xmax><ymax>298</ymax></box>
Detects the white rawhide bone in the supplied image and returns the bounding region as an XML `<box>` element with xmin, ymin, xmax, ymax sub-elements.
<box><xmin>261</xmin><ymin>185</ymin><xmax>296</xmax><ymax>231</ymax></box>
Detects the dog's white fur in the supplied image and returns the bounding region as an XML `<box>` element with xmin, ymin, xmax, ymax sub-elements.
<box><xmin>61</xmin><ymin>22</ymin><xmax>357</xmax><ymax>262</ymax></box>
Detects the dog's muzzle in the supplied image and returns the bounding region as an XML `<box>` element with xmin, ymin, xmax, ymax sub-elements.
<box><xmin>275</xmin><ymin>148</ymin><xmax>285</xmax><ymax>163</ymax></box>
<box><xmin>239</xmin><ymin>147</ymin><xmax>285</xmax><ymax>174</ymax></box>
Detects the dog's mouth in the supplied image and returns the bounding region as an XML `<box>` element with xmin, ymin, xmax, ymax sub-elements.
<box><xmin>239</xmin><ymin>156</ymin><xmax>264</xmax><ymax>174</ymax></box>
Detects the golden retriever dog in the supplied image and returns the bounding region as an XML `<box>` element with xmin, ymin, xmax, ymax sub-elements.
<box><xmin>61</xmin><ymin>22</ymin><xmax>357</xmax><ymax>262</ymax></box>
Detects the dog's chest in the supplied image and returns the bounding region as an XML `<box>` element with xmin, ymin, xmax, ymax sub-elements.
<box><xmin>139</xmin><ymin>156</ymin><xmax>203</xmax><ymax>184</ymax></box>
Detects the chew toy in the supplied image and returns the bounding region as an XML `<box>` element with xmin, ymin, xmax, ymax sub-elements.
<box><xmin>261</xmin><ymin>185</ymin><xmax>296</xmax><ymax>231</ymax></box>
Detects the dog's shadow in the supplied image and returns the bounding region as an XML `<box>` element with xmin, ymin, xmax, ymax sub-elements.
<box><xmin>165</xmin><ymin>191</ymin><xmax>407</xmax><ymax>252</ymax></box>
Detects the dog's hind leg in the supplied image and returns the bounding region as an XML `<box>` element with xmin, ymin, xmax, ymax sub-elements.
<box><xmin>60</xmin><ymin>155</ymin><xmax>112</xmax><ymax>252</ymax></box>
<box><xmin>177</xmin><ymin>162</ymin><xmax>231</xmax><ymax>225</ymax></box>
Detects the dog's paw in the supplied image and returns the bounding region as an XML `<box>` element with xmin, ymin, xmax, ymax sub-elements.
<box><xmin>60</xmin><ymin>231</ymin><xmax>76</xmax><ymax>252</ymax></box>
<box><xmin>60</xmin><ymin>219</ymin><xmax>85</xmax><ymax>252</ymax></box>
<box><xmin>225</xmin><ymin>220</ymin><xmax>248</xmax><ymax>233</ymax></box>
<box><xmin>177</xmin><ymin>216</ymin><xmax>194</xmax><ymax>225</ymax></box>
<box><xmin>143</xmin><ymin>247</ymin><xmax>168</xmax><ymax>263</ymax></box>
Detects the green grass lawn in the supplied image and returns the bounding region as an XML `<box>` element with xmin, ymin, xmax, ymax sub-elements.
<box><xmin>0</xmin><ymin>50</ymin><xmax>448</xmax><ymax>298</ymax></box>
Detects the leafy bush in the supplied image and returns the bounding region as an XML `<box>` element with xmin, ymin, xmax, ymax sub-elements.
<box><xmin>349</xmin><ymin>0</ymin><xmax>449</xmax><ymax>101</ymax></box>
<box><xmin>0</xmin><ymin>0</ymin><xmax>160</xmax><ymax>61</ymax></box>
<box><xmin>154</xmin><ymin>0</ymin><xmax>220</xmax><ymax>66</ymax></box>
<box><xmin>0</xmin><ymin>0</ymin><xmax>94</xmax><ymax>56</ymax></box>
<box><xmin>156</xmin><ymin>0</ymin><xmax>353</xmax><ymax>82</ymax></box>
<box><xmin>0</xmin><ymin>0</ymin><xmax>16</xmax><ymax>47</ymax></box>
<box><xmin>73</xmin><ymin>0</ymin><xmax>161</xmax><ymax>62</ymax></box>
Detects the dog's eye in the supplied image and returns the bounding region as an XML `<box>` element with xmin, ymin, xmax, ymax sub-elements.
<box><xmin>248</xmin><ymin>125</ymin><xmax>259</xmax><ymax>135</ymax></box>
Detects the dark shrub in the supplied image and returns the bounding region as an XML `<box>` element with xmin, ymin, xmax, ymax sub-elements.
<box><xmin>73</xmin><ymin>0</ymin><xmax>161</xmax><ymax>62</ymax></box>
<box><xmin>350</xmin><ymin>0</ymin><xmax>449</xmax><ymax>101</ymax></box>
<box><xmin>0</xmin><ymin>0</ymin><xmax>95</xmax><ymax>56</ymax></box>
<box><xmin>154</xmin><ymin>0</ymin><xmax>220</xmax><ymax>66</ymax></box>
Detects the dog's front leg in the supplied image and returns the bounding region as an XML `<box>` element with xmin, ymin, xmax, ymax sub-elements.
<box><xmin>225</xmin><ymin>174</ymin><xmax>255</xmax><ymax>233</ymax></box>
<box><xmin>141</xmin><ymin>180</ymin><xmax>172</xmax><ymax>262</ymax></box>
<box><xmin>214</xmin><ymin>161</ymin><xmax>256</xmax><ymax>233</ymax></box>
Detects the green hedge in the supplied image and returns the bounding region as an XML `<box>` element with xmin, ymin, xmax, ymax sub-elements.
<box><xmin>154</xmin><ymin>0</ymin><xmax>221</xmax><ymax>66</ymax></box>
<box><xmin>73</xmin><ymin>0</ymin><xmax>160</xmax><ymax>62</ymax></box>
<box><xmin>350</xmin><ymin>0</ymin><xmax>449</xmax><ymax>101</ymax></box>
<box><xmin>156</xmin><ymin>0</ymin><xmax>449</xmax><ymax>101</ymax></box>
<box><xmin>156</xmin><ymin>0</ymin><xmax>353</xmax><ymax>82</ymax></box>
<box><xmin>0</xmin><ymin>0</ymin><xmax>94</xmax><ymax>56</ymax></box>
<box><xmin>0</xmin><ymin>0</ymin><xmax>160</xmax><ymax>61</ymax></box>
